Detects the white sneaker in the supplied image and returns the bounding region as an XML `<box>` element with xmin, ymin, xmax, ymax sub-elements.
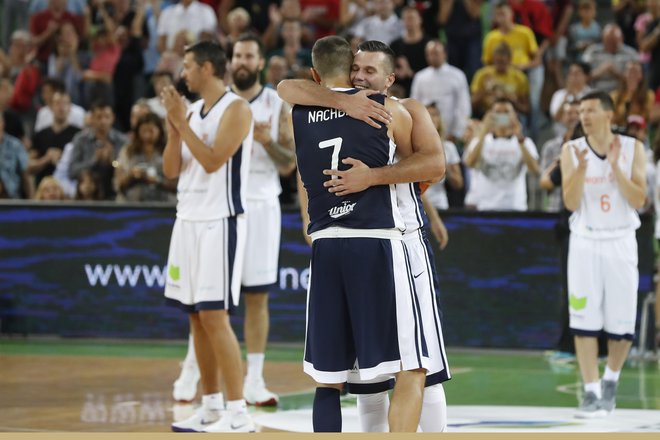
<box><xmin>171</xmin><ymin>408</ymin><xmax>221</xmax><ymax>432</ymax></box>
<box><xmin>172</xmin><ymin>360</ymin><xmax>200</xmax><ymax>402</ymax></box>
<box><xmin>202</xmin><ymin>411</ymin><xmax>256</xmax><ymax>433</ymax></box>
<box><xmin>244</xmin><ymin>378</ymin><xmax>279</xmax><ymax>406</ymax></box>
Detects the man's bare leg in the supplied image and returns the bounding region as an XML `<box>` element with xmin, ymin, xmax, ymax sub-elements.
<box><xmin>574</xmin><ymin>336</ymin><xmax>600</xmax><ymax>384</ymax></box>
<box><xmin>190</xmin><ymin>313</ymin><xmax>220</xmax><ymax>394</ymax></box>
<box><xmin>389</xmin><ymin>369</ymin><xmax>426</xmax><ymax>432</ymax></box>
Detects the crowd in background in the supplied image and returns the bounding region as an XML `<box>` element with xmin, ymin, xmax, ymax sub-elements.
<box><xmin>0</xmin><ymin>0</ymin><xmax>659</xmax><ymax>213</ymax></box>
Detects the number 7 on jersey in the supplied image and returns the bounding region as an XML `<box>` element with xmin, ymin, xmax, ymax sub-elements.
<box><xmin>319</xmin><ymin>137</ymin><xmax>343</xmax><ymax>179</ymax></box>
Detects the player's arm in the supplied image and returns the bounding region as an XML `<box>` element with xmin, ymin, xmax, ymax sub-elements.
<box><xmin>296</xmin><ymin>169</ymin><xmax>312</xmax><ymax>246</ymax></box>
<box><xmin>612</xmin><ymin>139</ymin><xmax>647</xmax><ymax>209</ymax></box>
<box><xmin>561</xmin><ymin>142</ymin><xmax>587</xmax><ymax>212</ymax></box>
<box><xmin>163</xmin><ymin>115</ymin><xmax>183</xmax><ymax>179</ymax></box>
<box><xmin>276</xmin><ymin>79</ymin><xmax>391</xmax><ymax>128</ymax></box>
<box><xmin>263</xmin><ymin>102</ymin><xmax>296</xmax><ymax>176</ymax></box>
<box><xmin>323</xmin><ymin>98</ymin><xmax>446</xmax><ymax>196</ymax></box>
<box><xmin>421</xmin><ymin>193</ymin><xmax>448</xmax><ymax>250</ymax></box>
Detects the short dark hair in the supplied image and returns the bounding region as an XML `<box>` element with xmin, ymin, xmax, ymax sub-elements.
<box><xmin>357</xmin><ymin>40</ymin><xmax>396</xmax><ymax>74</ymax></box>
<box><xmin>89</xmin><ymin>100</ymin><xmax>113</xmax><ymax>113</ymax></box>
<box><xmin>580</xmin><ymin>90</ymin><xmax>614</xmax><ymax>111</ymax></box>
<box><xmin>234</xmin><ymin>32</ymin><xmax>265</xmax><ymax>58</ymax></box>
<box><xmin>311</xmin><ymin>36</ymin><xmax>353</xmax><ymax>79</ymax></box>
<box><xmin>494</xmin><ymin>0</ymin><xmax>511</xmax><ymax>9</ymax></box>
<box><xmin>570</xmin><ymin>61</ymin><xmax>591</xmax><ymax>77</ymax></box>
<box><xmin>42</xmin><ymin>77</ymin><xmax>66</xmax><ymax>94</ymax></box>
<box><xmin>185</xmin><ymin>40</ymin><xmax>227</xmax><ymax>78</ymax></box>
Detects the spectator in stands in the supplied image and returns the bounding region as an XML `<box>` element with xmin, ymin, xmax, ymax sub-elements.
<box><xmin>424</xmin><ymin>103</ymin><xmax>464</xmax><ymax>210</ymax></box>
<box><xmin>0</xmin><ymin>78</ymin><xmax>27</xmax><ymax>141</ymax></box>
<box><xmin>145</xmin><ymin>70</ymin><xmax>172</xmax><ymax>118</ymax></box>
<box><xmin>47</xmin><ymin>22</ymin><xmax>87</xmax><ymax>106</ymax></box>
<box><xmin>2</xmin><ymin>0</ymin><xmax>31</xmax><ymax>51</ymax></box>
<box><xmin>568</xmin><ymin>0</ymin><xmax>601</xmax><ymax>61</ymax></box>
<box><xmin>483</xmin><ymin>1</ymin><xmax>541</xmax><ymax>136</ymax></box>
<box><xmin>29</xmin><ymin>0</ymin><xmax>85</xmax><ymax>15</ymax></box>
<box><xmin>539</xmin><ymin>100</ymin><xmax>580</xmax><ymax>212</ymax></box>
<box><xmin>29</xmin><ymin>89</ymin><xmax>81</xmax><ymax>186</ymax></box>
<box><xmin>156</xmin><ymin>0</ymin><xmax>217</xmax><ymax>53</ymax></box>
<box><xmin>613</xmin><ymin>0</ymin><xmax>645</xmax><ymax>49</ymax></box>
<box><xmin>268</xmin><ymin>18</ymin><xmax>312</xmax><ymax>78</ymax></box>
<box><xmin>353</xmin><ymin>0</ymin><xmax>403</xmax><ymax>45</ymax></box>
<box><xmin>610</xmin><ymin>60</ymin><xmax>655</xmax><ymax>129</ymax></box>
<box><xmin>114</xmin><ymin>112</ymin><xmax>175</xmax><ymax>202</ymax></box>
<box><xmin>390</xmin><ymin>6</ymin><xmax>431</xmax><ymax>96</ymax></box>
<box><xmin>625</xmin><ymin>114</ymin><xmax>648</xmax><ymax>144</ymax></box>
<box><xmin>109</xmin><ymin>0</ymin><xmax>148</xmax><ymax>132</ymax></box>
<box><xmin>128</xmin><ymin>99</ymin><xmax>152</xmax><ymax>138</ymax></box>
<box><xmin>634</xmin><ymin>0</ymin><xmax>657</xmax><ymax>70</ymax></box>
<box><xmin>221</xmin><ymin>7</ymin><xmax>253</xmax><ymax>54</ymax></box>
<box><xmin>546</xmin><ymin>0</ymin><xmax>574</xmax><ymax>89</ymax></box>
<box><xmin>582</xmin><ymin>23</ymin><xmax>639</xmax><ymax>93</ymax></box>
<box><xmin>29</xmin><ymin>0</ymin><xmax>83</xmax><ymax>66</ymax></box>
<box><xmin>265</xmin><ymin>55</ymin><xmax>289</xmax><ymax>88</ymax></box>
<box><xmin>218</xmin><ymin>0</ymin><xmax>278</xmax><ymax>36</ymax></box>
<box><xmin>33</xmin><ymin>175</ymin><xmax>67</xmax><ymax>200</ymax></box>
<box><xmin>640</xmin><ymin>0</ymin><xmax>660</xmax><ymax>90</ymax></box>
<box><xmin>549</xmin><ymin>62</ymin><xmax>591</xmax><ymax>136</ymax></box>
<box><xmin>7</xmin><ymin>30</ymin><xmax>41</xmax><ymax>116</ymax></box>
<box><xmin>68</xmin><ymin>100</ymin><xmax>127</xmax><ymax>200</ymax></box>
<box><xmin>142</xmin><ymin>0</ymin><xmax>173</xmax><ymax>83</ymax></box>
<box><xmin>75</xmin><ymin>168</ymin><xmax>104</xmax><ymax>200</ymax></box>
<box><xmin>438</xmin><ymin>0</ymin><xmax>484</xmax><ymax>83</ymax></box>
<box><xmin>0</xmin><ymin>112</ymin><xmax>32</xmax><ymax>199</ymax></box>
<box><xmin>411</xmin><ymin>39</ymin><xmax>471</xmax><ymax>142</ymax></box>
<box><xmin>34</xmin><ymin>77</ymin><xmax>85</xmax><ymax>132</ymax></box>
<box><xmin>471</xmin><ymin>42</ymin><xmax>529</xmax><ymax>118</ymax></box>
<box><xmin>463</xmin><ymin>98</ymin><xmax>539</xmax><ymax>211</ymax></box>
<box><xmin>82</xmin><ymin>6</ymin><xmax>121</xmax><ymax>107</ymax></box>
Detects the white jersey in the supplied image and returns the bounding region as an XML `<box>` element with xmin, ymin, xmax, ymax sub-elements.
<box><xmin>568</xmin><ymin>135</ymin><xmax>640</xmax><ymax>239</ymax></box>
<box><xmin>176</xmin><ymin>92</ymin><xmax>253</xmax><ymax>221</ymax></box>
<box><xmin>243</xmin><ymin>86</ymin><xmax>284</xmax><ymax>200</ymax></box>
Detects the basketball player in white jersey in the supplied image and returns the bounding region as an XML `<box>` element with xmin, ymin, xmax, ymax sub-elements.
<box><xmin>278</xmin><ymin>41</ymin><xmax>450</xmax><ymax>432</ymax></box>
<box><xmin>161</xmin><ymin>41</ymin><xmax>255</xmax><ymax>432</ymax></box>
<box><xmin>561</xmin><ymin>90</ymin><xmax>646</xmax><ymax>418</ymax></box>
<box><xmin>172</xmin><ymin>34</ymin><xmax>296</xmax><ymax>408</ymax></box>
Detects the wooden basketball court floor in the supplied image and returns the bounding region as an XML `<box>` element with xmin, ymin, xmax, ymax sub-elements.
<box><xmin>1</xmin><ymin>338</ymin><xmax>659</xmax><ymax>432</ymax></box>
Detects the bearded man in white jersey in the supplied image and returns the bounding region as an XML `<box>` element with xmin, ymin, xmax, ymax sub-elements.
<box><xmin>278</xmin><ymin>40</ymin><xmax>450</xmax><ymax>432</ymax></box>
<box><xmin>161</xmin><ymin>40</ymin><xmax>256</xmax><ymax>433</ymax></box>
<box><xmin>172</xmin><ymin>34</ymin><xmax>296</xmax><ymax>408</ymax></box>
<box><xmin>560</xmin><ymin>90</ymin><xmax>646</xmax><ymax>418</ymax></box>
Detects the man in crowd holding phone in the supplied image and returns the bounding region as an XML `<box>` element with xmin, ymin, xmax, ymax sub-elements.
<box><xmin>463</xmin><ymin>97</ymin><xmax>540</xmax><ymax>211</ymax></box>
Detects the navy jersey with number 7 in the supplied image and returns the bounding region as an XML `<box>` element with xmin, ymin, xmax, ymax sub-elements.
<box><xmin>292</xmin><ymin>88</ymin><xmax>404</xmax><ymax>234</ymax></box>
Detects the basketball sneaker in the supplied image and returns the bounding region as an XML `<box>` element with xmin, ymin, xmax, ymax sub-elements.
<box><xmin>172</xmin><ymin>359</ymin><xmax>200</xmax><ymax>402</ymax></box>
<box><xmin>599</xmin><ymin>380</ymin><xmax>618</xmax><ymax>413</ymax></box>
<box><xmin>244</xmin><ymin>377</ymin><xmax>279</xmax><ymax>406</ymax></box>
<box><xmin>171</xmin><ymin>407</ymin><xmax>221</xmax><ymax>432</ymax></box>
<box><xmin>574</xmin><ymin>391</ymin><xmax>606</xmax><ymax>419</ymax></box>
<box><xmin>202</xmin><ymin>411</ymin><xmax>256</xmax><ymax>432</ymax></box>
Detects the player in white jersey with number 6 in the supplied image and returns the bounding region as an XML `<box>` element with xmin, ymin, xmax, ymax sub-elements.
<box><xmin>561</xmin><ymin>90</ymin><xmax>646</xmax><ymax>419</ymax></box>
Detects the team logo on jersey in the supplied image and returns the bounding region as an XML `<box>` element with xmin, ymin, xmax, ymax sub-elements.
<box><xmin>329</xmin><ymin>201</ymin><xmax>357</xmax><ymax>219</ymax></box>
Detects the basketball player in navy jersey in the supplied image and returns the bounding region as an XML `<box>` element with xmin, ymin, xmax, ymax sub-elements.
<box><xmin>291</xmin><ymin>35</ymin><xmax>443</xmax><ymax>432</ymax></box>
<box><xmin>161</xmin><ymin>41</ymin><xmax>255</xmax><ymax>432</ymax></box>
<box><xmin>279</xmin><ymin>41</ymin><xmax>450</xmax><ymax>432</ymax></box>
<box><xmin>561</xmin><ymin>91</ymin><xmax>646</xmax><ymax>418</ymax></box>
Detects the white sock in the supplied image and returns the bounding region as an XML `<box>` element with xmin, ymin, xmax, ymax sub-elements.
<box><xmin>226</xmin><ymin>399</ymin><xmax>248</xmax><ymax>415</ymax></box>
<box><xmin>356</xmin><ymin>392</ymin><xmax>389</xmax><ymax>432</ymax></box>
<box><xmin>202</xmin><ymin>393</ymin><xmax>224</xmax><ymax>411</ymax></box>
<box><xmin>246</xmin><ymin>353</ymin><xmax>265</xmax><ymax>382</ymax></box>
<box><xmin>419</xmin><ymin>384</ymin><xmax>447</xmax><ymax>432</ymax></box>
<box><xmin>184</xmin><ymin>333</ymin><xmax>197</xmax><ymax>365</ymax></box>
<box><xmin>602</xmin><ymin>366</ymin><xmax>621</xmax><ymax>382</ymax></box>
<box><xmin>584</xmin><ymin>381</ymin><xmax>602</xmax><ymax>399</ymax></box>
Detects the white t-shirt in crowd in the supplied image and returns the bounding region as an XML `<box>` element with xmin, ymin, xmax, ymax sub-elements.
<box><xmin>425</xmin><ymin>140</ymin><xmax>460</xmax><ymax>209</ymax></box>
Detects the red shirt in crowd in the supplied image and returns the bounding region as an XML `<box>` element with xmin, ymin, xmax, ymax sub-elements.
<box><xmin>10</xmin><ymin>64</ymin><xmax>41</xmax><ymax>113</ymax></box>
<box><xmin>509</xmin><ymin>0</ymin><xmax>554</xmax><ymax>42</ymax></box>
<box><xmin>300</xmin><ymin>0</ymin><xmax>340</xmax><ymax>40</ymax></box>
<box><xmin>29</xmin><ymin>9</ymin><xmax>83</xmax><ymax>62</ymax></box>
